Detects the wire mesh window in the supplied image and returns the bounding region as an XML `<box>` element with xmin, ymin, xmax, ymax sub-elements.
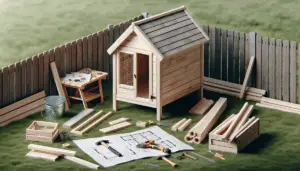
<box><xmin>119</xmin><ymin>52</ymin><xmax>133</xmax><ymax>86</ymax></box>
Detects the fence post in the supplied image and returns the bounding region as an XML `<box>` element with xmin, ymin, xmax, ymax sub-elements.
<box><xmin>107</xmin><ymin>24</ymin><xmax>114</xmax><ymax>80</ymax></box>
<box><xmin>248</xmin><ymin>32</ymin><xmax>256</xmax><ymax>87</ymax></box>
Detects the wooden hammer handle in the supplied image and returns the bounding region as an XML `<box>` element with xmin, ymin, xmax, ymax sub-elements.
<box><xmin>162</xmin><ymin>157</ymin><xmax>177</xmax><ymax>167</ymax></box>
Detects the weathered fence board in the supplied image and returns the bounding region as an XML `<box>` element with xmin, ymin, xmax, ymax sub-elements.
<box><xmin>268</xmin><ymin>38</ymin><xmax>275</xmax><ymax>98</ymax></box>
<box><xmin>233</xmin><ymin>31</ymin><xmax>239</xmax><ymax>83</ymax></box>
<box><xmin>282</xmin><ymin>40</ymin><xmax>290</xmax><ymax>102</ymax></box>
<box><xmin>2</xmin><ymin>67</ymin><xmax>9</xmax><ymax>106</ymax></box>
<box><xmin>290</xmin><ymin>41</ymin><xmax>297</xmax><ymax>103</ymax></box>
<box><xmin>221</xmin><ymin>29</ymin><xmax>227</xmax><ymax>81</ymax></box>
<box><xmin>227</xmin><ymin>30</ymin><xmax>234</xmax><ymax>82</ymax></box>
<box><xmin>71</xmin><ymin>41</ymin><xmax>77</xmax><ymax>72</ymax></box>
<box><xmin>0</xmin><ymin>69</ymin><xmax>2</xmax><ymax>107</ymax></box>
<box><xmin>108</xmin><ymin>25</ymin><xmax>114</xmax><ymax>78</ymax></box>
<box><xmin>82</xmin><ymin>37</ymin><xmax>88</xmax><ymax>69</ymax></box>
<box><xmin>87</xmin><ymin>35</ymin><xmax>93</xmax><ymax>69</ymax></box>
<box><xmin>275</xmin><ymin>39</ymin><xmax>282</xmax><ymax>100</ymax></box>
<box><xmin>262</xmin><ymin>37</ymin><xmax>269</xmax><ymax>93</ymax></box>
<box><xmin>38</xmin><ymin>54</ymin><xmax>44</xmax><ymax>92</ymax></box>
<box><xmin>32</xmin><ymin>56</ymin><xmax>39</xmax><ymax>94</ymax></box>
<box><xmin>92</xmin><ymin>33</ymin><xmax>98</xmax><ymax>70</ymax></box>
<box><xmin>209</xmin><ymin>26</ymin><xmax>216</xmax><ymax>78</ymax></box>
<box><xmin>77</xmin><ymin>39</ymin><xmax>83</xmax><ymax>71</ymax></box>
<box><xmin>43</xmin><ymin>51</ymin><xmax>49</xmax><ymax>95</ymax></box>
<box><xmin>21</xmin><ymin>60</ymin><xmax>27</xmax><ymax>97</ymax></box>
<box><xmin>66</xmin><ymin>43</ymin><xmax>72</xmax><ymax>74</ymax></box>
<box><xmin>60</xmin><ymin>45</ymin><xmax>66</xmax><ymax>77</ymax></box>
<box><xmin>239</xmin><ymin>32</ymin><xmax>245</xmax><ymax>83</ymax></box>
<box><xmin>256</xmin><ymin>35</ymin><xmax>262</xmax><ymax>89</ymax></box>
<box><xmin>215</xmin><ymin>28</ymin><xmax>221</xmax><ymax>80</ymax></box>
<box><xmin>9</xmin><ymin>64</ymin><xmax>15</xmax><ymax>104</ymax></box>
<box><xmin>103</xmin><ymin>29</ymin><xmax>109</xmax><ymax>74</ymax></box>
<box><xmin>49</xmin><ymin>49</ymin><xmax>55</xmax><ymax>95</ymax></box>
<box><xmin>248</xmin><ymin>32</ymin><xmax>256</xmax><ymax>87</ymax></box>
<box><xmin>202</xmin><ymin>25</ymin><xmax>209</xmax><ymax>77</ymax></box>
<box><xmin>98</xmin><ymin>32</ymin><xmax>104</xmax><ymax>71</ymax></box>
<box><xmin>15</xmin><ymin>62</ymin><xmax>22</xmax><ymax>100</ymax></box>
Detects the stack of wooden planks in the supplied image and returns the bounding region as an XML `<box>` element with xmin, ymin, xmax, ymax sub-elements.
<box><xmin>256</xmin><ymin>97</ymin><xmax>300</xmax><ymax>115</ymax></box>
<box><xmin>184</xmin><ymin>97</ymin><xmax>227</xmax><ymax>144</ymax></box>
<box><xmin>203</xmin><ymin>77</ymin><xmax>266</xmax><ymax>102</ymax></box>
<box><xmin>189</xmin><ymin>98</ymin><xmax>214</xmax><ymax>115</ymax></box>
<box><xmin>26</xmin><ymin>144</ymin><xmax>99</xmax><ymax>169</ymax></box>
<box><xmin>0</xmin><ymin>91</ymin><xmax>45</xmax><ymax>126</ymax></box>
<box><xmin>209</xmin><ymin>102</ymin><xmax>260</xmax><ymax>153</ymax></box>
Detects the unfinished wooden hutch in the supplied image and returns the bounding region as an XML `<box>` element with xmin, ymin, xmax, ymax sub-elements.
<box><xmin>107</xmin><ymin>6</ymin><xmax>209</xmax><ymax>120</ymax></box>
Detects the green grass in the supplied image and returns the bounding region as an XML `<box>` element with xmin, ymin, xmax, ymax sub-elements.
<box><xmin>1</xmin><ymin>83</ymin><xmax>300</xmax><ymax>171</ymax></box>
<box><xmin>1</xmin><ymin>0</ymin><xmax>300</xmax><ymax>67</ymax></box>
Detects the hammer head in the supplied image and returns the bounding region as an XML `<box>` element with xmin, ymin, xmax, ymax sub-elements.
<box><xmin>95</xmin><ymin>140</ymin><xmax>109</xmax><ymax>145</ymax></box>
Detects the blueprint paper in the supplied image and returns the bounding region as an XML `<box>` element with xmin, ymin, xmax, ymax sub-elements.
<box><xmin>73</xmin><ymin>126</ymin><xmax>194</xmax><ymax>167</ymax></box>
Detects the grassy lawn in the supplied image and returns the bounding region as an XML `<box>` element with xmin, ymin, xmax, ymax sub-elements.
<box><xmin>1</xmin><ymin>0</ymin><xmax>300</xmax><ymax>67</ymax></box>
<box><xmin>1</xmin><ymin>83</ymin><xmax>300</xmax><ymax>171</ymax></box>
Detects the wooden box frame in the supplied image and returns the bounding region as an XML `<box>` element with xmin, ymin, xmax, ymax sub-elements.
<box><xmin>26</xmin><ymin>121</ymin><xmax>59</xmax><ymax>143</ymax></box>
<box><xmin>209</xmin><ymin>118</ymin><xmax>260</xmax><ymax>154</ymax></box>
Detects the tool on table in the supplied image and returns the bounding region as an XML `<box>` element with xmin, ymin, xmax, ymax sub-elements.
<box><xmin>137</xmin><ymin>140</ymin><xmax>171</xmax><ymax>154</ymax></box>
<box><xmin>157</xmin><ymin>155</ymin><xmax>177</xmax><ymax>167</ymax></box>
<box><xmin>190</xmin><ymin>151</ymin><xmax>215</xmax><ymax>163</ymax></box>
<box><xmin>208</xmin><ymin>151</ymin><xmax>225</xmax><ymax>160</ymax></box>
<box><xmin>143</xmin><ymin>162</ymin><xmax>160</xmax><ymax>168</ymax></box>
<box><xmin>95</xmin><ymin>140</ymin><xmax>123</xmax><ymax>157</ymax></box>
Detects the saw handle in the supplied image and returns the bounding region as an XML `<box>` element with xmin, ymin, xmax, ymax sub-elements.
<box><xmin>162</xmin><ymin>157</ymin><xmax>177</xmax><ymax>167</ymax></box>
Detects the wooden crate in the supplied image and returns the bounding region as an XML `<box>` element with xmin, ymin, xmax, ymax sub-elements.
<box><xmin>209</xmin><ymin>118</ymin><xmax>259</xmax><ymax>153</ymax></box>
<box><xmin>26</xmin><ymin>121</ymin><xmax>59</xmax><ymax>143</ymax></box>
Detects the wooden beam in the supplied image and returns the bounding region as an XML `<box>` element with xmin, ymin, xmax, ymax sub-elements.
<box><xmin>63</xmin><ymin>108</ymin><xmax>95</xmax><ymax>128</ymax></box>
<box><xmin>261</xmin><ymin>97</ymin><xmax>300</xmax><ymax>111</ymax></box>
<box><xmin>214</xmin><ymin>114</ymin><xmax>236</xmax><ymax>135</ymax></box>
<box><xmin>109</xmin><ymin>117</ymin><xmax>130</xmax><ymax>125</ymax></box>
<box><xmin>240</xmin><ymin>56</ymin><xmax>255</xmax><ymax>99</ymax></box>
<box><xmin>177</xmin><ymin>119</ymin><xmax>192</xmax><ymax>132</ymax></box>
<box><xmin>64</xmin><ymin>156</ymin><xmax>99</xmax><ymax>170</ymax></box>
<box><xmin>171</xmin><ymin>118</ymin><xmax>187</xmax><ymax>132</ymax></box>
<box><xmin>50</xmin><ymin>62</ymin><xmax>70</xmax><ymax>110</ymax></box>
<box><xmin>26</xmin><ymin>150</ymin><xmax>59</xmax><ymax>161</ymax></box>
<box><xmin>99</xmin><ymin>121</ymin><xmax>132</xmax><ymax>134</ymax></box>
<box><xmin>70</xmin><ymin>111</ymin><xmax>103</xmax><ymax>134</ymax></box>
<box><xmin>256</xmin><ymin>103</ymin><xmax>300</xmax><ymax>115</ymax></box>
<box><xmin>189</xmin><ymin>98</ymin><xmax>214</xmax><ymax>115</ymax></box>
<box><xmin>234</xmin><ymin>116</ymin><xmax>256</xmax><ymax>137</ymax></box>
<box><xmin>80</xmin><ymin>111</ymin><xmax>113</xmax><ymax>135</ymax></box>
<box><xmin>28</xmin><ymin>144</ymin><xmax>76</xmax><ymax>156</ymax></box>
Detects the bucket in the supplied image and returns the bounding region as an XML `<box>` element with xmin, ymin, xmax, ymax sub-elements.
<box><xmin>43</xmin><ymin>96</ymin><xmax>66</xmax><ymax>121</ymax></box>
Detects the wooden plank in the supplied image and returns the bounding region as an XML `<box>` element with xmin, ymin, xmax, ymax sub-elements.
<box><xmin>178</xmin><ymin>119</ymin><xmax>192</xmax><ymax>132</ymax></box>
<box><xmin>99</xmin><ymin>121</ymin><xmax>132</xmax><ymax>134</ymax></box>
<box><xmin>80</xmin><ymin>111</ymin><xmax>112</xmax><ymax>135</ymax></box>
<box><xmin>256</xmin><ymin>103</ymin><xmax>300</xmax><ymax>115</ymax></box>
<box><xmin>109</xmin><ymin>117</ymin><xmax>130</xmax><ymax>125</ymax></box>
<box><xmin>103</xmin><ymin>30</ymin><xmax>109</xmax><ymax>73</ymax></box>
<box><xmin>65</xmin><ymin>43</ymin><xmax>72</xmax><ymax>74</ymax></box>
<box><xmin>214</xmin><ymin>28</ymin><xmax>221</xmax><ymax>79</ymax></box>
<box><xmin>202</xmin><ymin>25</ymin><xmax>209</xmax><ymax>77</ymax></box>
<box><xmin>82</xmin><ymin>37</ymin><xmax>88</xmax><ymax>69</ymax></box>
<box><xmin>15</xmin><ymin>62</ymin><xmax>22</xmax><ymax>100</ymax></box>
<box><xmin>76</xmin><ymin>39</ymin><xmax>83</xmax><ymax>70</ymax></box>
<box><xmin>28</xmin><ymin>144</ymin><xmax>76</xmax><ymax>156</ymax></box>
<box><xmin>268</xmin><ymin>38</ymin><xmax>275</xmax><ymax>98</ymax></box>
<box><xmin>63</xmin><ymin>108</ymin><xmax>95</xmax><ymax>128</ymax></box>
<box><xmin>233</xmin><ymin>31</ymin><xmax>240</xmax><ymax>83</ymax></box>
<box><xmin>50</xmin><ymin>62</ymin><xmax>70</xmax><ymax>110</ymax></box>
<box><xmin>26</xmin><ymin>150</ymin><xmax>59</xmax><ymax>161</ymax></box>
<box><xmin>290</xmin><ymin>41</ymin><xmax>297</xmax><ymax>103</ymax></box>
<box><xmin>38</xmin><ymin>54</ymin><xmax>44</xmax><ymax>92</ymax></box>
<box><xmin>54</xmin><ymin>47</ymin><xmax>61</xmax><ymax>75</ymax></box>
<box><xmin>60</xmin><ymin>45</ymin><xmax>66</xmax><ymax>77</ymax></box>
<box><xmin>87</xmin><ymin>35</ymin><xmax>93</xmax><ymax>69</ymax></box>
<box><xmin>64</xmin><ymin>156</ymin><xmax>99</xmax><ymax>170</ymax></box>
<box><xmin>227</xmin><ymin>30</ymin><xmax>234</xmax><ymax>82</ymax></box>
<box><xmin>209</xmin><ymin>26</ymin><xmax>216</xmax><ymax>78</ymax></box>
<box><xmin>49</xmin><ymin>50</ymin><xmax>55</xmax><ymax>95</ymax></box>
<box><xmin>172</xmin><ymin>118</ymin><xmax>187</xmax><ymax>132</ymax></box>
<box><xmin>21</xmin><ymin>60</ymin><xmax>27</xmax><ymax>98</ymax></box>
<box><xmin>71</xmin><ymin>111</ymin><xmax>103</xmax><ymax>132</ymax></box>
<box><xmin>108</xmin><ymin>25</ymin><xmax>114</xmax><ymax>78</ymax></box>
<box><xmin>256</xmin><ymin>35</ymin><xmax>262</xmax><ymax>89</ymax></box>
<box><xmin>239</xmin><ymin>32</ymin><xmax>245</xmax><ymax>83</ymax></box>
<box><xmin>0</xmin><ymin>69</ymin><xmax>2</xmax><ymax>107</ymax></box>
<box><xmin>282</xmin><ymin>40</ymin><xmax>290</xmax><ymax>102</ymax></box>
<box><xmin>261</xmin><ymin>97</ymin><xmax>300</xmax><ymax>110</ymax></box>
<box><xmin>98</xmin><ymin>32</ymin><xmax>104</xmax><ymax>71</ymax></box>
<box><xmin>221</xmin><ymin>29</ymin><xmax>228</xmax><ymax>81</ymax></box>
<box><xmin>2</xmin><ymin>67</ymin><xmax>9</xmax><ymax>106</ymax></box>
<box><xmin>276</xmin><ymin>39</ymin><xmax>282</xmax><ymax>100</ymax></box>
<box><xmin>26</xmin><ymin>58</ymin><xmax>33</xmax><ymax>96</ymax></box>
<box><xmin>248</xmin><ymin>32</ymin><xmax>256</xmax><ymax>86</ymax></box>
<box><xmin>298</xmin><ymin>43</ymin><xmax>300</xmax><ymax>104</ymax></box>
<box><xmin>92</xmin><ymin>33</ymin><xmax>98</xmax><ymax>70</ymax></box>
<box><xmin>9</xmin><ymin>64</ymin><xmax>15</xmax><ymax>103</ymax></box>
<box><xmin>240</xmin><ymin>56</ymin><xmax>255</xmax><ymax>99</ymax></box>
<box><xmin>71</xmin><ymin>41</ymin><xmax>77</xmax><ymax>72</ymax></box>
<box><xmin>43</xmin><ymin>52</ymin><xmax>49</xmax><ymax>95</ymax></box>
<box><xmin>262</xmin><ymin>37</ymin><xmax>269</xmax><ymax>93</ymax></box>
<box><xmin>189</xmin><ymin>98</ymin><xmax>214</xmax><ymax>115</ymax></box>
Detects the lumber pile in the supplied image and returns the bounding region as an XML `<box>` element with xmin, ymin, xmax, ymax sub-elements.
<box><xmin>26</xmin><ymin>121</ymin><xmax>59</xmax><ymax>143</ymax></box>
<box><xmin>184</xmin><ymin>97</ymin><xmax>227</xmax><ymax>144</ymax></box>
<box><xmin>0</xmin><ymin>91</ymin><xmax>45</xmax><ymax>126</ymax></box>
<box><xmin>26</xmin><ymin>144</ymin><xmax>99</xmax><ymax>169</ymax></box>
<box><xmin>189</xmin><ymin>98</ymin><xmax>214</xmax><ymax>115</ymax></box>
<box><xmin>203</xmin><ymin>77</ymin><xmax>266</xmax><ymax>102</ymax></box>
<box><xmin>256</xmin><ymin>97</ymin><xmax>300</xmax><ymax>115</ymax></box>
<box><xmin>209</xmin><ymin>102</ymin><xmax>260</xmax><ymax>153</ymax></box>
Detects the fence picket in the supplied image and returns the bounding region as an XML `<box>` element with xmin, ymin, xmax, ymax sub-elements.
<box><xmin>0</xmin><ymin>69</ymin><xmax>2</xmax><ymax>107</ymax></box>
<box><xmin>282</xmin><ymin>40</ymin><xmax>290</xmax><ymax>102</ymax></box>
<box><xmin>38</xmin><ymin>53</ymin><xmax>44</xmax><ymax>92</ymax></box>
<box><xmin>21</xmin><ymin>60</ymin><xmax>27</xmax><ymax>97</ymax></box>
<box><xmin>92</xmin><ymin>33</ymin><xmax>98</xmax><ymax>70</ymax></box>
<box><xmin>32</xmin><ymin>56</ymin><xmax>39</xmax><ymax>94</ymax></box>
<box><xmin>49</xmin><ymin>49</ymin><xmax>55</xmax><ymax>95</ymax></box>
<box><xmin>298</xmin><ymin>44</ymin><xmax>300</xmax><ymax>104</ymax></box>
<box><xmin>87</xmin><ymin>35</ymin><xmax>93</xmax><ymax>69</ymax></box>
<box><xmin>275</xmin><ymin>39</ymin><xmax>282</xmax><ymax>100</ymax></box>
<box><xmin>9</xmin><ymin>64</ymin><xmax>15</xmax><ymax>103</ymax></box>
<box><xmin>221</xmin><ymin>29</ymin><xmax>227</xmax><ymax>81</ymax></box>
<box><xmin>43</xmin><ymin>51</ymin><xmax>49</xmax><ymax>95</ymax></box>
<box><xmin>233</xmin><ymin>31</ymin><xmax>239</xmax><ymax>83</ymax></box>
<box><xmin>60</xmin><ymin>45</ymin><xmax>66</xmax><ymax>77</ymax></box>
<box><xmin>103</xmin><ymin>29</ymin><xmax>109</xmax><ymax>73</ymax></box>
<box><xmin>215</xmin><ymin>28</ymin><xmax>221</xmax><ymax>80</ymax></box>
<box><xmin>2</xmin><ymin>67</ymin><xmax>9</xmax><ymax>106</ymax></box>
<box><xmin>65</xmin><ymin>43</ymin><xmax>72</xmax><ymax>74</ymax></box>
<box><xmin>290</xmin><ymin>41</ymin><xmax>297</xmax><ymax>103</ymax></box>
<box><xmin>98</xmin><ymin>32</ymin><xmax>104</xmax><ymax>71</ymax></box>
<box><xmin>15</xmin><ymin>62</ymin><xmax>22</xmax><ymax>100</ymax></box>
<box><xmin>76</xmin><ymin>39</ymin><xmax>83</xmax><ymax>71</ymax></box>
<box><xmin>202</xmin><ymin>25</ymin><xmax>209</xmax><ymax>77</ymax></box>
<box><xmin>108</xmin><ymin>25</ymin><xmax>114</xmax><ymax>78</ymax></box>
<box><xmin>82</xmin><ymin>37</ymin><xmax>88</xmax><ymax>69</ymax></box>
<box><xmin>227</xmin><ymin>30</ymin><xmax>234</xmax><ymax>82</ymax></box>
<box><xmin>262</xmin><ymin>37</ymin><xmax>269</xmax><ymax>94</ymax></box>
<box><xmin>256</xmin><ymin>35</ymin><xmax>262</xmax><ymax>89</ymax></box>
<box><xmin>239</xmin><ymin>32</ymin><xmax>245</xmax><ymax>83</ymax></box>
<box><xmin>208</xmin><ymin>26</ymin><xmax>215</xmax><ymax>78</ymax></box>
<box><xmin>71</xmin><ymin>41</ymin><xmax>77</xmax><ymax>72</ymax></box>
<box><xmin>268</xmin><ymin>38</ymin><xmax>275</xmax><ymax>98</ymax></box>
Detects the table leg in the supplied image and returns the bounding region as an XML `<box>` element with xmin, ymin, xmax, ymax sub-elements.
<box><xmin>98</xmin><ymin>80</ymin><xmax>104</xmax><ymax>103</ymax></box>
<box><xmin>63</xmin><ymin>86</ymin><xmax>71</xmax><ymax>107</ymax></box>
<box><xmin>78</xmin><ymin>88</ymin><xmax>88</xmax><ymax>109</ymax></box>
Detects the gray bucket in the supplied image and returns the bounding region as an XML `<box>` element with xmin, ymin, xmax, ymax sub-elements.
<box><xmin>43</xmin><ymin>96</ymin><xmax>66</xmax><ymax>121</ymax></box>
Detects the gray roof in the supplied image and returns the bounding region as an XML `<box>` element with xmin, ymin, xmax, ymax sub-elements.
<box><xmin>137</xmin><ymin>10</ymin><xmax>208</xmax><ymax>56</ymax></box>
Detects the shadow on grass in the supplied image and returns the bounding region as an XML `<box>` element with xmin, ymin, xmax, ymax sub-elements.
<box><xmin>242</xmin><ymin>132</ymin><xmax>277</xmax><ymax>154</ymax></box>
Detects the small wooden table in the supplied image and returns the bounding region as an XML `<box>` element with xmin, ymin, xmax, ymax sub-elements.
<box><xmin>61</xmin><ymin>69</ymin><xmax>108</xmax><ymax>109</ymax></box>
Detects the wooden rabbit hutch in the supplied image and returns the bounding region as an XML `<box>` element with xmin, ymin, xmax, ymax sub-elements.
<box><xmin>107</xmin><ymin>6</ymin><xmax>209</xmax><ymax>120</ymax></box>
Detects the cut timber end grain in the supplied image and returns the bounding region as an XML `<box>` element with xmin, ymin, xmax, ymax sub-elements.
<box><xmin>63</xmin><ymin>108</ymin><xmax>95</xmax><ymax>128</ymax></box>
<box><xmin>65</xmin><ymin>156</ymin><xmax>99</xmax><ymax>170</ymax></box>
<box><xmin>171</xmin><ymin>118</ymin><xmax>187</xmax><ymax>132</ymax></box>
<box><xmin>28</xmin><ymin>144</ymin><xmax>76</xmax><ymax>156</ymax></box>
<box><xmin>26</xmin><ymin>150</ymin><xmax>59</xmax><ymax>161</ymax></box>
<box><xmin>178</xmin><ymin>119</ymin><xmax>192</xmax><ymax>132</ymax></box>
<box><xmin>100</xmin><ymin>121</ymin><xmax>132</xmax><ymax>133</ymax></box>
<box><xmin>189</xmin><ymin>97</ymin><xmax>227</xmax><ymax>144</ymax></box>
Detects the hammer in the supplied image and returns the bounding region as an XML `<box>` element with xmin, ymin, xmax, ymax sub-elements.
<box><xmin>95</xmin><ymin>140</ymin><xmax>122</xmax><ymax>157</ymax></box>
<box><xmin>157</xmin><ymin>155</ymin><xmax>177</xmax><ymax>167</ymax></box>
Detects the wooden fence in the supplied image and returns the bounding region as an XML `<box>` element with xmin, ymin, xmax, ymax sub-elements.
<box><xmin>201</xmin><ymin>25</ymin><xmax>300</xmax><ymax>104</ymax></box>
<box><xmin>0</xmin><ymin>14</ymin><xmax>144</xmax><ymax>108</ymax></box>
